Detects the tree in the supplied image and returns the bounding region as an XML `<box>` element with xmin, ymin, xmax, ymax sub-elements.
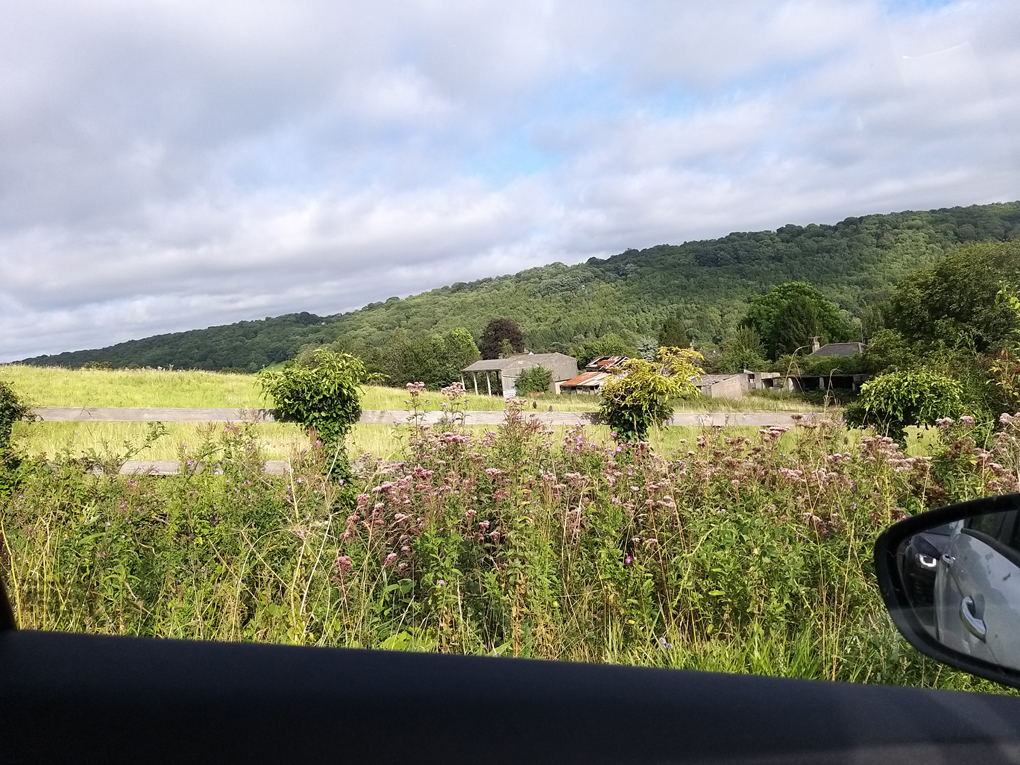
<box><xmin>890</xmin><ymin>240</ymin><xmax>1020</xmax><ymax>353</ymax></box>
<box><xmin>716</xmin><ymin>326</ymin><xmax>767</xmax><ymax>373</ymax></box>
<box><xmin>362</xmin><ymin>327</ymin><xmax>479</xmax><ymax>389</ymax></box>
<box><xmin>844</xmin><ymin>369</ymin><xmax>965</xmax><ymax>442</ymax></box>
<box><xmin>480</xmin><ymin>318</ymin><xmax>525</xmax><ymax>360</ymax></box>
<box><xmin>658</xmin><ymin>315</ymin><xmax>689</xmax><ymax>348</ymax></box>
<box><xmin>257</xmin><ymin>350</ymin><xmax>365</xmax><ymax>448</ymax></box>
<box><xmin>598</xmin><ymin>348</ymin><xmax>703</xmax><ymax>442</ymax></box>
<box><xmin>770</xmin><ymin>295</ymin><xmax>819</xmax><ymax>357</ymax></box>
<box><xmin>741</xmin><ymin>282</ymin><xmax>852</xmax><ymax>360</ymax></box>
<box><xmin>861</xmin><ymin>329</ymin><xmax>915</xmax><ymax>374</ymax></box>
<box><xmin>571</xmin><ymin>333</ymin><xmax>637</xmax><ymax>367</ymax></box>
<box><xmin>859</xmin><ymin>304</ymin><xmax>886</xmax><ymax>342</ymax></box>
<box><xmin>516</xmin><ymin>365</ymin><xmax>553</xmax><ymax>395</ymax></box>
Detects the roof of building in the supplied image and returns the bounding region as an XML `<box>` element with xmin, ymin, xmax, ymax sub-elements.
<box><xmin>560</xmin><ymin>371</ymin><xmax>611</xmax><ymax>388</ymax></box>
<box><xmin>462</xmin><ymin>352</ymin><xmax>578</xmax><ymax>374</ymax></box>
<box><xmin>696</xmin><ymin>374</ymin><xmax>743</xmax><ymax>386</ymax></box>
<box><xmin>586</xmin><ymin>355</ymin><xmax>628</xmax><ymax>371</ymax></box>
<box><xmin>810</xmin><ymin>342</ymin><xmax>865</xmax><ymax>358</ymax></box>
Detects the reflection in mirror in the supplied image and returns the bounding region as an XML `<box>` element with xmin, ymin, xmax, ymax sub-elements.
<box><xmin>897</xmin><ymin>508</ymin><xmax>1020</xmax><ymax>672</ymax></box>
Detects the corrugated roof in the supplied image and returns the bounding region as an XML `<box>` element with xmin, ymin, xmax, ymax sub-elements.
<box><xmin>561</xmin><ymin>371</ymin><xmax>609</xmax><ymax>387</ymax></box>
<box><xmin>463</xmin><ymin>352</ymin><xmax>577</xmax><ymax>373</ymax></box>
<box><xmin>586</xmin><ymin>355</ymin><xmax>628</xmax><ymax>371</ymax></box>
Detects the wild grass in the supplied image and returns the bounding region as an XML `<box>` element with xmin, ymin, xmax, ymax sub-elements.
<box><xmin>7</xmin><ymin>364</ymin><xmax>822</xmax><ymax>413</ymax></box>
<box><xmin>2</xmin><ymin>392</ymin><xmax>1016</xmax><ymax>692</ymax></box>
<box><xmin>3</xmin><ymin>365</ymin><xmax>263</xmax><ymax>408</ymax></box>
<box><xmin>11</xmin><ymin>419</ymin><xmax>769</xmax><ymax>464</ymax></box>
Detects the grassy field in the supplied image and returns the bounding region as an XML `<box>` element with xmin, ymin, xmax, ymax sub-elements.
<box><xmin>12</xmin><ymin>419</ymin><xmax>787</xmax><ymax>462</ymax></box>
<box><xmin>3</xmin><ymin>397</ymin><xmax>1011</xmax><ymax>693</ymax></box>
<box><xmin>4</xmin><ymin>364</ymin><xmax>823</xmax><ymax>413</ymax></box>
<box><xmin>4</xmin><ymin>364</ymin><xmax>831</xmax><ymax>462</ymax></box>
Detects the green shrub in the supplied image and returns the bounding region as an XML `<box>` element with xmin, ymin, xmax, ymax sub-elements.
<box><xmin>0</xmin><ymin>379</ymin><xmax>31</xmax><ymax>452</ymax></box>
<box><xmin>599</xmin><ymin>348</ymin><xmax>703</xmax><ymax>442</ymax></box>
<box><xmin>257</xmin><ymin>349</ymin><xmax>365</xmax><ymax>447</ymax></box>
<box><xmin>844</xmin><ymin>368</ymin><xmax>965</xmax><ymax>441</ymax></box>
<box><xmin>515</xmin><ymin>365</ymin><xmax>553</xmax><ymax>394</ymax></box>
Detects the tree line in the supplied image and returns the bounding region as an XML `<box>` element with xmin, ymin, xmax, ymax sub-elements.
<box><xmin>15</xmin><ymin>202</ymin><xmax>1020</xmax><ymax>374</ymax></box>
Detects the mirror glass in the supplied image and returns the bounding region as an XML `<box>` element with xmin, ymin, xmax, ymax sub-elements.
<box><xmin>897</xmin><ymin>506</ymin><xmax>1020</xmax><ymax>672</ymax></box>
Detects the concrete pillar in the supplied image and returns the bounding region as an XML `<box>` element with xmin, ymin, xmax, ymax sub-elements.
<box><xmin>486</xmin><ymin>372</ymin><xmax>492</xmax><ymax>396</ymax></box>
<box><xmin>472</xmin><ymin>373</ymin><xmax>478</xmax><ymax>395</ymax></box>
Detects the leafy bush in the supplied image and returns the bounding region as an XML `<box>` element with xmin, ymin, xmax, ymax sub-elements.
<box><xmin>257</xmin><ymin>349</ymin><xmax>365</xmax><ymax>446</ymax></box>
<box><xmin>599</xmin><ymin>348</ymin><xmax>703</xmax><ymax>442</ymax></box>
<box><xmin>844</xmin><ymin>369</ymin><xmax>965</xmax><ymax>442</ymax></box>
<box><xmin>0</xmin><ymin>379</ymin><xmax>31</xmax><ymax>451</ymax></box>
<box><xmin>515</xmin><ymin>365</ymin><xmax>553</xmax><ymax>395</ymax></box>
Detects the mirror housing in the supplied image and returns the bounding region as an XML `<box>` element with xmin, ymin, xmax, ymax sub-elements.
<box><xmin>875</xmin><ymin>493</ymin><xmax>1020</xmax><ymax>689</ymax></box>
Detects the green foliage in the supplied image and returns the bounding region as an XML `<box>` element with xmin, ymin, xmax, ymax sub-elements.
<box><xmin>19</xmin><ymin>203</ymin><xmax>1020</xmax><ymax>371</ymax></box>
<box><xmin>8</xmin><ymin>407</ymin><xmax>1020</xmax><ymax>692</ymax></box>
<box><xmin>0</xmin><ymin>379</ymin><xmax>31</xmax><ymax>452</ymax></box>
<box><xmin>599</xmin><ymin>348</ymin><xmax>703</xmax><ymax>442</ymax></box>
<box><xmin>572</xmin><ymin>333</ymin><xmax>638</xmax><ymax>367</ymax></box>
<box><xmin>0</xmin><ymin>379</ymin><xmax>31</xmax><ymax>499</ymax></box>
<box><xmin>361</xmin><ymin>327</ymin><xmax>479</xmax><ymax>390</ymax></box>
<box><xmin>515</xmin><ymin>365</ymin><xmax>553</xmax><ymax>395</ymax></box>
<box><xmin>715</xmin><ymin>326</ymin><xmax>767</xmax><ymax>373</ymax></box>
<box><xmin>480</xmin><ymin>318</ymin><xmax>525</xmax><ymax>360</ymax></box>
<box><xmin>891</xmin><ymin>240</ymin><xmax>1020</xmax><ymax>353</ymax></box>
<box><xmin>862</xmin><ymin>329</ymin><xmax>915</xmax><ymax>374</ymax></box>
<box><xmin>658</xmin><ymin>315</ymin><xmax>690</xmax><ymax>348</ymax></box>
<box><xmin>859</xmin><ymin>304</ymin><xmax>886</xmax><ymax>342</ymax></box>
<box><xmin>844</xmin><ymin>369</ymin><xmax>965</xmax><ymax>442</ymax></box>
<box><xmin>742</xmin><ymin>282</ymin><xmax>853</xmax><ymax>359</ymax></box>
<box><xmin>770</xmin><ymin>295</ymin><xmax>821</xmax><ymax>356</ymax></box>
<box><xmin>20</xmin><ymin>311</ymin><xmax>336</xmax><ymax>372</ymax></box>
<box><xmin>256</xmin><ymin>350</ymin><xmax>365</xmax><ymax>446</ymax></box>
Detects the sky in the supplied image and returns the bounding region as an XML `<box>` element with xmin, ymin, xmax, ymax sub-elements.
<box><xmin>2</xmin><ymin>0</ymin><xmax>1019</xmax><ymax>361</ymax></box>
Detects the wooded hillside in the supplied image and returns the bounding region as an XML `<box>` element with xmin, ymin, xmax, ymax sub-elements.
<box><xmin>18</xmin><ymin>202</ymin><xmax>1020</xmax><ymax>371</ymax></box>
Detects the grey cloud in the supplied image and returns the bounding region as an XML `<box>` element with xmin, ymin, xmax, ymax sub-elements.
<box><xmin>2</xmin><ymin>0</ymin><xmax>1019</xmax><ymax>361</ymax></box>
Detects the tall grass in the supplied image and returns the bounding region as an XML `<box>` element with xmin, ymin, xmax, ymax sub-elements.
<box><xmin>2</xmin><ymin>396</ymin><xmax>1016</xmax><ymax>692</ymax></box>
<box><xmin>8</xmin><ymin>364</ymin><xmax>821</xmax><ymax>413</ymax></box>
<box><xmin>3</xmin><ymin>365</ymin><xmax>263</xmax><ymax>408</ymax></box>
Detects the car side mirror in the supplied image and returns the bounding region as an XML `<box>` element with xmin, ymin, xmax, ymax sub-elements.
<box><xmin>875</xmin><ymin>493</ymin><xmax>1020</xmax><ymax>689</ymax></box>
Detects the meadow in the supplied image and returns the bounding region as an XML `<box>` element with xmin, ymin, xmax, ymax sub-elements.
<box><xmin>2</xmin><ymin>390</ymin><xmax>1015</xmax><ymax>693</ymax></box>
<box><xmin>9</xmin><ymin>364</ymin><xmax>996</xmax><ymax>691</ymax></box>
<box><xmin>5</xmin><ymin>365</ymin><xmax>823</xmax><ymax>462</ymax></box>
<box><xmin>3</xmin><ymin>364</ymin><xmax>820</xmax><ymax>411</ymax></box>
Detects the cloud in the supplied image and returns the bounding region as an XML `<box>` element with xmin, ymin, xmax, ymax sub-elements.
<box><xmin>1</xmin><ymin>0</ymin><xmax>1019</xmax><ymax>361</ymax></box>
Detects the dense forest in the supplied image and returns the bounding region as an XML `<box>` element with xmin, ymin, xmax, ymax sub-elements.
<box><xmin>17</xmin><ymin>202</ymin><xmax>1020</xmax><ymax>372</ymax></box>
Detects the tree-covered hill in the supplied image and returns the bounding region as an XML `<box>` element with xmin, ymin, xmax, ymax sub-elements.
<box><xmin>17</xmin><ymin>202</ymin><xmax>1020</xmax><ymax>371</ymax></box>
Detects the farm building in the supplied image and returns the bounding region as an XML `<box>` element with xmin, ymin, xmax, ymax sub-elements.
<box><xmin>809</xmin><ymin>340</ymin><xmax>866</xmax><ymax>357</ymax></box>
<box><xmin>559</xmin><ymin>355</ymin><xmax>629</xmax><ymax>394</ymax></box>
<box><xmin>461</xmin><ymin>353</ymin><xmax>579</xmax><ymax>397</ymax></box>
<box><xmin>694</xmin><ymin>373</ymin><xmax>745</xmax><ymax>399</ymax></box>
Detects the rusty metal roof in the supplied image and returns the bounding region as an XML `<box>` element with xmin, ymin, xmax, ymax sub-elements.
<box><xmin>561</xmin><ymin>371</ymin><xmax>610</xmax><ymax>388</ymax></box>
